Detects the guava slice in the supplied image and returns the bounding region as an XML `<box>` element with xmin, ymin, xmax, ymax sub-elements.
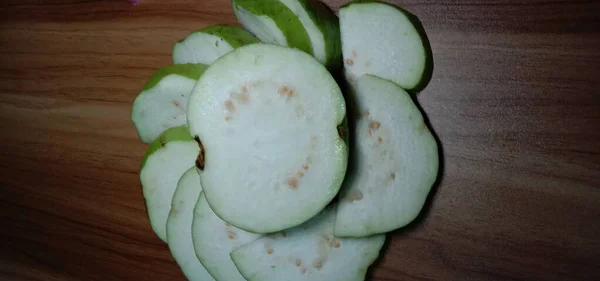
<box><xmin>192</xmin><ymin>192</ymin><xmax>261</xmax><ymax>281</ymax></box>
<box><xmin>335</xmin><ymin>74</ymin><xmax>439</xmax><ymax>237</ymax></box>
<box><xmin>340</xmin><ymin>0</ymin><xmax>432</xmax><ymax>91</ymax></box>
<box><xmin>231</xmin><ymin>205</ymin><xmax>386</xmax><ymax>281</ymax></box>
<box><xmin>132</xmin><ymin>64</ymin><xmax>207</xmax><ymax>143</ymax></box>
<box><xmin>166</xmin><ymin>168</ymin><xmax>214</xmax><ymax>281</ymax></box>
<box><xmin>232</xmin><ymin>0</ymin><xmax>341</xmax><ymax>69</ymax></box>
<box><xmin>173</xmin><ymin>25</ymin><xmax>260</xmax><ymax>65</ymax></box>
<box><xmin>187</xmin><ymin>43</ymin><xmax>347</xmax><ymax>234</ymax></box>
<box><xmin>140</xmin><ymin>125</ymin><xmax>199</xmax><ymax>242</ymax></box>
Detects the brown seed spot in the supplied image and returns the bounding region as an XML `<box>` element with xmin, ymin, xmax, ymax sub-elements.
<box><xmin>370</xmin><ymin>122</ymin><xmax>381</xmax><ymax>130</ymax></box>
<box><xmin>297</xmin><ymin>171</ymin><xmax>304</xmax><ymax>177</ymax></box>
<box><xmin>225</xmin><ymin>100</ymin><xmax>235</xmax><ymax>112</ymax></box>
<box><xmin>352</xmin><ymin>50</ymin><xmax>358</xmax><ymax>57</ymax></box>
<box><xmin>239</xmin><ymin>92</ymin><xmax>249</xmax><ymax>103</ymax></box>
<box><xmin>377</xmin><ymin>136</ymin><xmax>383</xmax><ymax>143</ymax></box>
<box><xmin>330</xmin><ymin>238</ymin><xmax>341</xmax><ymax>248</ymax></box>
<box><xmin>266</xmin><ymin>248</ymin><xmax>273</xmax><ymax>254</ymax></box>
<box><xmin>227</xmin><ymin>230</ymin><xmax>237</xmax><ymax>240</ymax></box>
<box><xmin>240</xmin><ymin>86</ymin><xmax>248</xmax><ymax>94</ymax></box>
<box><xmin>194</xmin><ymin>136</ymin><xmax>205</xmax><ymax>171</ymax></box>
<box><xmin>287</xmin><ymin>177</ymin><xmax>298</xmax><ymax>189</ymax></box>
<box><xmin>225</xmin><ymin>115</ymin><xmax>232</xmax><ymax>121</ymax></box>
<box><xmin>302</xmin><ymin>164</ymin><xmax>309</xmax><ymax>170</ymax></box>
<box><xmin>169</xmin><ymin>207</ymin><xmax>177</xmax><ymax>216</ymax></box>
<box><xmin>320</xmin><ymin>234</ymin><xmax>340</xmax><ymax>249</ymax></box>
<box><xmin>301</xmin><ymin>268</ymin><xmax>307</xmax><ymax>274</ymax></box>
<box><xmin>279</xmin><ymin>86</ymin><xmax>295</xmax><ymax>98</ymax></box>
<box><xmin>346</xmin><ymin>58</ymin><xmax>354</xmax><ymax>66</ymax></box>
<box><xmin>391</xmin><ymin>173</ymin><xmax>396</xmax><ymax>180</ymax></box>
<box><xmin>323</xmin><ymin>234</ymin><xmax>341</xmax><ymax>248</ymax></box>
<box><xmin>419</xmin><ymin>122</ymin><xmax>428</xmax><ymax>132</ymax></box>
<box><xmin>361</xmin><ymin>110</ymin><xmax>370</xmax><ymax>117</ymax></box>
<box><xmin>295</xmin><ymin>259</ymin><xmax>302</xmax><ymax>267</ymax></box>
<box><xmin>172</xmin><ymin>100</ymin><xmax>181</xmax><ymax>107</ymax></box>
<box><xmin>312</xmin><ymin>259</ymin><xmax>324</xmax><ymax>270</ymax></box>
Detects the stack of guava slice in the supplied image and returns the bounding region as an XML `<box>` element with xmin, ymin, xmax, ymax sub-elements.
<box><xmin>130</xmin><ymin>0</ymin><xmax>438</xmax><ymax>280</ymax></box>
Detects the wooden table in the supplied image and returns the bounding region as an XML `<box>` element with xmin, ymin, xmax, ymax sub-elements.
<box><xmin>1</xmin><ymin>0</ymin><xmax>598</xmax><ymax>280</ymax></box>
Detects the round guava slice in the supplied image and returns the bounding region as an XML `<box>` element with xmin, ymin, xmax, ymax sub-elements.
<box><xmin>340</xmin><ymin>1</ymin><xmax>432</xmax><ymax>91</ymax></box>
<box><xmin>335</xmin><ymin>74</ymin><xmax>439</xmax><ymax>237</ymax></box>
<box><xmin>187</xmin><ymin>43</ymin><xmax>348</xmax><ymax>234</ymax></box>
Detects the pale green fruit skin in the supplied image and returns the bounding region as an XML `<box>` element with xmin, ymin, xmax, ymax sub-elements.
<box><xmin>132</xmin><ymin>64</ymin><xmax>208</xmax><ymax>143</ymax></box>
<box><xmin>173</xmin><ymin>25</ymin><xmax>260</xmax><ymax>65</ymax></box>
<box><xmin>233</xmin><ymin>0</ymin><xmax>342</xmax><ymax>70</ymax></box>
<box><xmin>141</xmin><ymin>64</ymin><xmax>207</xmax><ymax>91</ymax></box>
<box><xmin>140</xmin><ymin>125</ymin><xmax>196</xmax><ymax>168</ymax></box>
<box><xmin>275</xmin><ymin>0</ymin><xmax>342</xmax><ymax>69</ymax></box>
<box><xmin>232</xmin><ymin>0</ymin><xmax>313</xmax><ymax>55</ymax></box>
<box><xmin>290</xmin><ymin>0</ymin><xmax>342</xmax><ymax>70</ymax></box>
<box><xmin>197</xmin><ymin>24</ymin><xmax>260</xmax><ymax>48</ymax></box>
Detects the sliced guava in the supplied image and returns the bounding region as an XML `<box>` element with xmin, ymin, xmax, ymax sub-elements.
<box><xmin>187</xmin><ymin>43</ymin><xmax>347</xmax><ymax>234</ymax></box>
<box><xmin>335</xmin><ymin>74</ymin><xmax>439</xmax><ymax>237</ymax></box>
<box><xmin>340</xmin><ymin>0</ymin><xmax>432</xmax><ymax>91</ymax></box>
<box><xmin>232</xmin><ymin>0</ymin><xmax>341</xmax><ymax>69</ymax></box>
<box><xmin>173</xmin><ymin>25</ymin><xmax>260</xmax><ymax>65</ymax></box>
<box><xmin>231</xmin><ymin>205</ymin><xmax>386</xmax><ymax>281</ymax></box>
<box><xmin>140</xmin><ymin>125</ymin><xmax>200</xmax><ymax>242</ymax></box>
<box><xmin>166</xmin><ymin>168</ymin><xmax>214</xmax><ymax>281</ymax></box>
<box><xmin>132</xmin><ymin>64</ymin><xmax>207</xmax><ymax>143</ymax></box>
<box><xmin>192</xmin><ymin>192</ymin><xmax>261</xmax><ymax>281</ymax></box>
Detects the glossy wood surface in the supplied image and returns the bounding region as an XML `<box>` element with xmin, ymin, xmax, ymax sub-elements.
<box><xmin>1</xmin><ymin>0</ymin><xmax>599</xmax><ymax>280</ymax></box>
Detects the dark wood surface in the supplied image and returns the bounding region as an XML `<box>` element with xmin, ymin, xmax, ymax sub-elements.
<box><xmin>1</xmin><ymin>0</ymin><xmax>599</xmax><ymax>280</ymax></box>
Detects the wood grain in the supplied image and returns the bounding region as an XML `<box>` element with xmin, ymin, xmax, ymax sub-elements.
<box><xmin>1</xmin><ymin>0</ymin><xmax>599</xmax><ymax>280</ymax></box>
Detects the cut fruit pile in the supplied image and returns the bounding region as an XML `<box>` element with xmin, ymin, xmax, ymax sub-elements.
<box><xmin>130</xmin><ymin>0</ymin><xmax>438</xmax><ymax>280</ymax></box>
